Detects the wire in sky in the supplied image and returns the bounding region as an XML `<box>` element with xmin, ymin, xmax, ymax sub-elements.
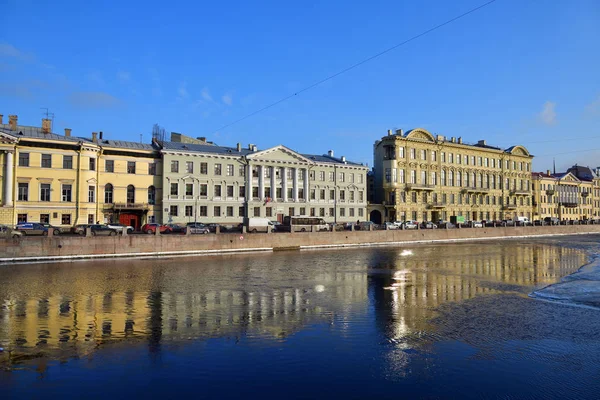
<box><xmin>535</xmin><ymin>148</ymin><xmax>600</xmax><ymax>158</ymax></box>
<box><xmin>212</xmin><ymin>0</ymin><xmax>498</xmax><ymax>134</ymax></box>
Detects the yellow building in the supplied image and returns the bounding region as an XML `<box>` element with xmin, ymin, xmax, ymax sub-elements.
<box><xmin>532</xmin><ymin>165</ymin><xmax>599</xmax><ymax>222</ymax></box>
<box><xmin>373</xmin><ymin>128</ymin><xmax>533</xmax><ymax>223</ymax></box>
<box><xmin>0</xmin><ymin>114</ymin><xmax>161</xmax><ymax>229</ymax></box>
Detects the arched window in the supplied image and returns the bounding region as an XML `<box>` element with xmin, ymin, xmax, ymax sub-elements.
<box><xmin>104</xmin><ymin>184</ymin><xmax>113</xmax><ymax>204</ymax></box>
<box><xmin>148</xmin><ymin>186</ymin><xmax>156</xmax><ymax>205</ymax></box>
<box><xmin>127</xmin><ymin>185</ymin><xmax>135</xmax><ymax>204</ymax></box>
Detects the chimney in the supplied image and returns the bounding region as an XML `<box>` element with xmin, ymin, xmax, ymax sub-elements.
<box><xmin>450</xmin><ymin>137</ymin><xmax>456</xmax><ymax>143</ymax></box>
<box><xmin>387</xmin><ymin>129</ymin><xmax>393</xmax><ymax>136</ymax></box>
<box><xmin>237</xmin><ymin>143</ymin><xmax>241</xmax><ymax>152</ymax></box>
<box><xmin>91</xmin><ymin>132</ymin><xmax>98</xmax><ymax>143</ymax></box>
<box><xmin>477</xmin><ymin>140</ymin><xmax>486</xmax><ymax>146</ymax></box>
<box><xmin>248</xmin><ymin>144</ymin><xmax>253</xmax><ymax>150</ymax></box>
<box><xmin>252</xmin><ymin>145</ymin><xmax>257</xmax><ymax>152</ymax></box>
<box><xmin>547</xmin><ymin>170</ymin><xmax>551</xmax><ymax>176</ymax></box>
<box><xmin>64</xmin><ymin>128</ymin><xmax>72</xmax><ymax>137</ymax></box>
<box><xmin>99</xmin><ymin>131</ymin><xmax>103</xmax><ymax>140</ymax></box>
<box><xmin>328</xmin><ymin>150</ymin><xmax>334</xmax><ymax>157</ymax></box>
<box><xmin>436</xmin><ymin>135</ymin><xmax>444</xmax><ymax>141</ymax></box>
<box><xmin>8</xmin><ymin>115</ymin><xmax>17</xmax><ymax>131</ymax></box>
<box><xmin>395</xmin><ymin>129</ymin><xmax>403</xmax><ymax>136</ymax></box>
<box><xmin>42</xmin><ymin>118</ymin><xmax>51</xmax><ymax>133</ymax></box>
<box><xmin>458</xmin><ymin>137</ymin><xmax>463</xmax><ymax>144</ymax></box>
<box><xmin>198</xmin><ymin>136</ymin><xmax>206</xmax><ymax>142</ymax></box>
<box><xmin>341</xmin><ymin>156</ymin><xmax>346</xmax><ymax>163</ymax></box>
<box><xmin>0</xmin><ymin>114</ymin><xmax>3</xmax><ymax>124</ymax></box>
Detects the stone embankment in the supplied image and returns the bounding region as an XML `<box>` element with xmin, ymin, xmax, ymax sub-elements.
<box><xmin>1</xmin><ymin>225</ymin><xmax>599</xmax><ymax>264</ymax></box>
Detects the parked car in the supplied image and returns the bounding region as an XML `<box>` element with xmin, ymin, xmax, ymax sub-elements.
<box><xmin>187</xmin><ymin>222</ymin><xmax>210</xmax><ymax>234</ymax></box>
<box><xmin>16</xmin><ymin>222</ymin><xmax>50</xmax><ymax>236</ymax></box>
<box><xmin>436</xmin><ymin>221</ymin><xmax>456</xmax><ymax>229</ymax></box>
<box><xmin>87</xmin><ymin>224</ymin><xmax>117</xmax><ymax>236</ymax></box>
<box><xmin>384</xmin><ymin>222</ymin><xmax>400</xmax><ymax>230</ymax></box>
<box><xmin>141</xmin><ymin>223</ymin><xmax>170</xmax><ymax>234</ymax></box>
<box><xmin>163</xmin><ymin>223</ymin><xmax>187</xmax><ymax>234</ymax></box>
<box><xmin>0</xmin><ymin>225</ymin><xmax>22</xmax><ymax>239</ymax></box>
<box><xmin>466</xmin><ymin>221</ymin><xmax>483</xmax><ymax>228</ymax></box>
<box><xmin>107</xmin><ymin>223</ymin><xmax>134</xmax><ymax>234</ymax></box>
<box><xmin>356</xmin><ymin>221</ymin><xmax>376</xmax><ymax>231</ymax></box>
<box><xmin>544</xmin><ymin>217</ymin><xmax>560</xmax><ymax>225</ymax></box>
<box><xmin>40</xmin><ymin>223</ymin><xmax>63</xmax><ymax>235</ymax></box>
<box><xmin>402</xmin><ymin>220</ymin><xmax>418</xmax><ymax>230</ymax></box>
<box><xmin>420</xmin><ymin>221</ymin><xmax>438</xmax><ymax>229</ymax></box>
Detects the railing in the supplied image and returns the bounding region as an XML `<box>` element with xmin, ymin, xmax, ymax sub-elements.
<box><xmin>510</xmin><ymin>190</ymin><xmax>530</xmax><ymax>196</ymax></box>
<box><xmin>582</xmin><ymin>192</ymin><xmax>590</xmax><ymax>197</ymax></box>
<box><xmin>406</xmin><ymin>183</ymin><xmax>435</xmax><ymax>191</ymax></box>
<box><xmin>545</xmin><ymin>189</ymin><xmax>555</xmax><ymax>196</ymax></box>
<box><xmin>462</xmin><ymin>187</ymin><xmax>490</xmax><ymax>193</ymax></box>
<box><xmin>427</xmin><ymin>202</ymin><xmax>447</xmax><ymax>209</ymax></box>
<box><xmin>502</xmin><ymin>204</ymin><xmax>518</xmax><ymax>210</ymax></box>
<box><xmin>562</xmin><ymin>202</ymin><xmax>578</xmax><ymax>208</ymax></box>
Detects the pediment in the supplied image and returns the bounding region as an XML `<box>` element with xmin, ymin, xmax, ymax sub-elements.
<box><xmin>247</xmin><ymin>145</ymin><xmax>314</xmax><ymax>164</ymax></box>
<box><xmin>0</xmin><ymin>131</ymin><xmax>18</xmax><ymax>144</ymax></box>
<box><xmin>559</xmin><ymin>173</ymin><xmax>579</xmax><ymax>183</ymax></box>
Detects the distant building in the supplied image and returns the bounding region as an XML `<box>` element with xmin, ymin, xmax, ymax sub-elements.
<box><xmin>532</xmin><ymin>165</ymin><xmax>599</xmax><ymax>221</ymax></box>
<box><xmin>159</xmin><ymin>141</ymin><xmax>368</xmax><ymax>225</ymax></box>
<box><xmin>372</xmin><ymin>128</ymin><xmax>533</xmax><ymax>223</ymax></box>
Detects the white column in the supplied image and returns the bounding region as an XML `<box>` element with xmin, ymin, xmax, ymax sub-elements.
<box><xmin>282</xmin><ymin>167</ymin><xmax>288</xmax><ymax>202</ymax></box>
<box><xmin>270</xmin><ymin>167</ymin><xmax>276</xmax><ymax>201</ymax></box>
<box><xmin>4</xmin><ymin>151</ymin><xmax>13</xmax><ymax>207</ymax></box>
<box><xmin>258</xmin><ymin>165</ymin><xmax>264</xmax><ymax>201</ymax></box>
<box><xmin>246</xmin><ymin>164</ymin><xmax>252</xmax><ymax>201</ymax></box>
<box><xmin>303</xmin><ymin>168</ymin><xmax>309</xmax><ymax>202</ymax></box>
<box><xmin>293</xmin><ymin>167</ymin><xmax>299</xmax><ymax>202</ymax></box>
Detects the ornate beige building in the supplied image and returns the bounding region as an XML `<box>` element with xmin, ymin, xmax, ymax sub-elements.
<box><xmin>372</xmin><ymin>128</ymin><xmax>533</xmax><ymax>223</ymax></box>
<box><xmin>532</xmin><ymin>165</ymin><xmax>599</xmax><ymax>222</ymax></box>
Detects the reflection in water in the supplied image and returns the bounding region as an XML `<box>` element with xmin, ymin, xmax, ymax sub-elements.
<box><xmin>0</xmin><ymin>241</ymin><xmax>589</xmax><ymax>373</ymax></box>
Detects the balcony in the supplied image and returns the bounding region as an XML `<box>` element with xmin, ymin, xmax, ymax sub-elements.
<box><xmin>562</xmin><ymin>202</ymin><xmax>578</xmax><ymax>208</ymax></box>
<box><xmin>510</xmin><ymin>189</ymin><xmax>530</xmax><ymax>196</ymax></box>
<box><xmin>462</xmin><ymin>186</ymin><xmax>490</xmax><ymax>194</ymax></box>
<box><xmin>427</xmin><ymin>202</ymin><xmax>447</xmax><ymax>209</ymax></box>
<box><xmin>545</xmin><ymin>189</ymin><xmax>555</xmax><ymax>196</ymax></box>
<box><xmin>582</xmin><ymin>191</ymin><xmax>590</xmax><ymax>198</ymax></box>
<box><xmin>405</xmin><ymin>183</ymin><xmax>435</xmax><ymax>191</ymax></box>
<box><xmin>502</xmin><ymin>204</ymin><xmax>518</xmax><ymax>210</ymax></box>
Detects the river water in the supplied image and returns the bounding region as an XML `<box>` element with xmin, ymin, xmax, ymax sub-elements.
<box><xmin>2</xmin><ymin>236</ymin><xmax>600</xmax><ymax>399</ymax></box>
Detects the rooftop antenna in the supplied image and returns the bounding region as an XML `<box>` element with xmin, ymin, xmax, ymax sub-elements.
<box><xmin>40</xmin><ymin>107</ymin><xmax>55</xmax><ymax>131</ymax></box>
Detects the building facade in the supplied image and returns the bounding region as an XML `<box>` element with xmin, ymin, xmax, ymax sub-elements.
<box><xmin>532</xmin><ymin>166</ymin><xmax>599</xmax><ymax>222</ymax></box>
<box><xmin>160</xmin><ymin>141</ymin><xmax>368</xmax><ymax>225</ymax></box>
<box><xmin>0</xmin><ymin>115</ymin><xmax>161</xmax><ymax>228</ymax></box>
<box><xmin>373</xmin><ymin>128</ymin><xmax>533</xmax><ymax>223</ymax></box>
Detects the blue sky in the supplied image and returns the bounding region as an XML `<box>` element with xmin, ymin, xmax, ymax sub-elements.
<box><xmin>1</xmin><ymin>0</ymin><xmax>599</xmax><ymax>171</ymax></box>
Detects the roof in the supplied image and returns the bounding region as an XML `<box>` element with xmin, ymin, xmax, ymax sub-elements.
<box><xmin>99</xmin><ymin>139</ymin><xmax>158</xmax><ymax>151</ymax></box>
<box><xmin>0</xmin><ymin>124</ymin><xmax>90</xmax><ymax>144</ymax></box>
<box><xmin>301</xmin><ymin>153</ymin><xmax>364</xmax><ymax>166</ymax></box>
<box><xmin>567</xmin><ymin>165</ymin><xmax>598</xmax><ymax>181</ymax></box>
<box><xmin>532</xmin><ymin>172</ymin><xmax>553</xmax><ymax>178</ymax></box>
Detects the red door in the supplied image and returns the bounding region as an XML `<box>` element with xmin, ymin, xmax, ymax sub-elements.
<box><xmin>119</xmin><ymin>213</ymin><xmax>139</xmax><ymax>231</ymax></box>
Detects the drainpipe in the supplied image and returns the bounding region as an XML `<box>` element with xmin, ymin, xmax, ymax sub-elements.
<box><xmin>96</xmin><ymin>148</ymin><xmax>102</xmax><ymax>223</ymax></box>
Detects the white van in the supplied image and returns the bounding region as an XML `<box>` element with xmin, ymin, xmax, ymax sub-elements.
<box><xmin>515</xmin><ymin>216</ymin><xmax>530</xmax><ymax>225</ymax></box>
<box><xmin>247</xmin><ymin>218</ymin><xmax>274</xmax><ymax>233</ymax></box>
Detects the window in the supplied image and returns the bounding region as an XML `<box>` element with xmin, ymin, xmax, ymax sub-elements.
<box><xmin>41</xmin><ymin>154</ymin><xmax>52</xmax><ymax>168</ymax></box>
<box><xmin>170</xmin><ymin>183</ymin><xmax>178</xmax><ymax>196</ymax></box>
<box><xmin>186</xmin><ymin>183</ymin><xmax>193</xmax><ymax>197</ymax></box>
<box><xmin>359</xmin><ymin>191</ymin><xmax>364</xmax><ymax>202</ymax></box>
<box><xmin>441</xmin><ymin>152</ymin><xmax>446</xmax><ymax>163</ymax></box>
<box><xmin>104</xmin><ymin>184</ymin><xmax>113</xmax><ymax>203</ymax></box>
<box><xmin>105</xmin><ymin>160</ymin><xmax>114</xmax><ymax>172</ymax></box>
<box><xmin>200</xmin><ymin>206</ymin><xmax>208</xmax><ymax>217</ymax></box>
<box><xmin>63</xmin><ymin>155</ymin><xmax>73</xmax><ymax>169</ymax></box>
<box><xmin>253</xmin><ymin>207</ymin><xmax>260</xmax><ymax>217</ymax></box>
<box><xmin>299</xmin><ymin>207</ymin><xmax>306</xmax><ymax>215</ymax></box>
<box><xmin>227</xmin><ymin>164</ymin><xmax>234</xmax><ymax>176</ymax></box>
<box><xmin>319</xmin><ymin>171</ymin><xmax>325</xmax><ymax>181</ymax></box>
<box><xmin>330</xmin><ymin>189</ymin><xmax>335</xmax><ymax>200</ymax></box>
<box><xmin>17</xmin><ymin>213</ymin><xmax>27</xmax><ymax>223</ymax></box>
<box><xmin>62</xmin><ymin>184</ymin><xmax>72</xmax><ymax>202</ymax></box>
<box><xmin>320</xmin><ymin>208</ymin><xmax>325</xmax><ymax>217</ymax></box>
<box><xmin>339</xmin><ymin>172</ymin><xmax>345</xmax><ymax>182</ymax></box>
<box><xmin>253</xmin><ymin>187</ymin><xmax>259</xmax><ymax>199</ymax></box>
<box><xmin>340</xmin><ymin>208</ymin><xmax>345</xmax><ymax>217</ymax></box>
<box><xmin>227</xmin><ymin>185</ymin><xmax>234</xmax><ymax>197</ymax></box>
<box><xmin>170</xmin><ymin>205</ymin><xmax>178</xmax><ymax>217</ymax></box>
<box><xmin>88</xmin><ymin>214</ymin><xmax>95</xmax><ymax>224</ymax></box>
<box><xmin>88</xmin><ymin>186</ymin><xmax>95</xmax><ymax>203</ymax></box>
<box><xmin>148</xmin><ymin>162</ymin><xmax>157</xmax><ymax>175</ymax></box>
<box><xmin>89</xmin><ymin>158</ymin><xmax>96</xmax><ymax>171</ymax></box>
<box><xmin>171</xmin><ymin>160</ymin><xmax>179</xmax><ymax>173</ymax></box>
<box><xmin>185</xmin><ymin>205</ymin><xmax>193</xmax><ymax>217</ymax></box>
<box><xmin>421</xmin><ymin>150</ymin><xmax>427</xmax><ymax>160</ymax></box>
<box><xmin>266</xmin><ymin>167</ymin><xmax>273</xmax><ymax>179</ymax></box>
<box><xmin>127</xmin><ymin>161</ymin><xmax>136</xmax><ymax>174</ymax></box>
<box><xmin>328</xmin><ymin>172</ymin><xmax>334</xmax><ymax>181</ymax></box>
<box><xmin>449</xmin><ymin>153</ymin><xmax>453</xmax><ymax>163</ymax></box>
<box><xmin>349</xmin><ymin>191</ymin><xmax>355</xmax><ymax>201</ymax></box>
<box><xmin>289</xmin><ymin>207</ymin><xmax>295</xmax><ymax>216</ymax></box>
<box><xmin>238</xmin><ymin>206</ymin><xmax>244</xmax><ymax>217</ymax></box>
<box><xmin>399</xmin><ymin>147</ymin><xmax>405</xmax><ymax>158</ymax></box>
<box><xmin>17</xmin><ymin>183</ymin><xmax>28</xmax><ymax>201</ymax></box>
<box><xmin>310</xmin><ymin>189</ymin><xmax>316</xmax><ymax>200</ymax></box>
<box><xmin>227</xmin><ymin>206</ymin><xmax>234</xmax><ymax>217</ymax></box>
<box><xmin>214</xmin><ymin>206</ymin><xmax>221</xmax><ymax>217</ymax></box>
<box><xmin>410</xmin><ymin>148</ymin><xmax>416</xmax><ymax>159</ymax></box>
<box><xmin>40</xmin><ymin>183</ymin><xmax>51</xmax><ymax>201</ymax></box>
<box><xmin>186</xmin><ymin>161</ymin><xmax>193</xmax><ymax>173</ymax></box>
<box><xmin>410</xmin><ymin>170</ymin><xmax>416</xmax><ymax>184</ymax></box>
<box><xmin>200</xmin><ymin>184</ymin><xmax>208</xmax><ymax>197</ymax></box>
<box><xmin>61</xmin><ymin>214</ymin><xmax>71</xmax><ymax>225</ymax></box>
<box><xmin>127</xmin><ymin>185</ymin><xmax>135</xmax><ymax>203</ymax></box>
<box><xmin>266</xmin><ymin>207</ymin><xmax>272</xmax><ymax>217</ymax></box>
<box><xmin>201</xmin><ymin>162</ymin><xmax>208</xmax><ymax>174</ymax></box>
<box><xmin>239</xmin><ymin>186</ymin><xmax>246</xmax><ymax>198</ymax></box>
<box><xmin>214</xmin><ymin>163</ymin><xmax>222</xmax><ymax>175</ymax></box>
<box><xmin>148</xmin><ymin>186</ymin><xmax>156</xmax><ymax>204</ymax></box>
<box><xmin>214</xmin><ymin>185</ymin><xmax>222</xmax><ymax>197</ymax></box>
<box><xmin>18</xmin><ymin>152</ymin><xmax>29</xmax><ymax>167</ymax></box>
<box><xmin>40</xmin><ymin>214</ymin><xmax>49</xmax><ymax>224</ymax></box>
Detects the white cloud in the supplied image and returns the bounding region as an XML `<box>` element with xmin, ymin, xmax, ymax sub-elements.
<box><xmin>538</xmin><ymin>101</ymin><xmax>557</xmax><ymax>125</ymax></box>
<box><xmin>178</xmin><ymin>82</ymin><xmax>189</xmax><ymax>99</ymax></box>
<box><xmin>117</xmin><ymin>70</ymin><xmax>130</xmax><ymax>82</ymax></box>
<box><xmin>222</xmin><ymin>93</ymin><xmax>233</xmax><ymax>106</ymax></box>
<box><xmin>585</xmin><ymin>95</ymin><xmax>600</xmax><ymax>117</ymax></box>
<box><xmin>201</xmin><ymin>87</ymin><xmax>213</xmax><ymax>102</ymax></box>
<box><xmin>0</xmin><ymin>43</ymin><xmax>35</xmax><ymax>61</ymax></box>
